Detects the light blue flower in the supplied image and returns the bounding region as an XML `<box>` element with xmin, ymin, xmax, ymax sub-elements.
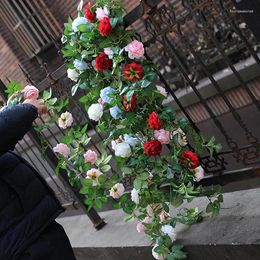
<box><xmin>124</xmin><ymin>134</ymin><xmax>140</xmax><ymax>147</ymax></box>
<box><xmin>74</xmin><ymin>59</ymin><xmax>88</xmax><ymax>71</ymax></box>
<box><xmin>110</xmin><ymin>105</ymin><xmax>122</xmax><ymax>119</ymax></box>
<box><xmin>100</xmin><ymin>87</ymin><xmax>115</xmax><ymax>104</ymax></box>
<box><xmin>166</xmin><ymin>168</ymin><xmax>174</xmax><ymax>179</ymax></box>
<box><xmin>72</xmin><ymin>17</ymin><xmax>88</xmax><ymax>32</ymax></box>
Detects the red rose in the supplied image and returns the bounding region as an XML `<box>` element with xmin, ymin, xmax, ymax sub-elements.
<box><xmin>122</xmin><ymin>94</ymin><xmax>137</xmax><ymax>112</ymax></box>
<box><xmin>99</xmin><ymin>17</ymin><xmax>112</xmax><ymax>36</ymax></box>
<box><xmin>144</xmin><ymin>140</ymin><xmax>162</xmax><ymax>157</ymax></box>
<box><xmin>124</xmin><ymin>63</ymin><xmax>144</xmax><ymax>81</ymax></box>
<box><xmin>148</xmin><ymin>112</ymin><xmax>163</xmax><ymax>130</ymax></box>
<box><xmin>84</xmin><ymin>4</ymin><xmax>96</xmax><ymax>22</ymax></box>
<box><xmin>95</xmin><ymin>52</ymin><xmax>112</xmax><ymax>71</ymax></box>
<box><xmin>179</xmin><ymin>150</ymin><xmax>199</xmax><ymax>169</ymax></box>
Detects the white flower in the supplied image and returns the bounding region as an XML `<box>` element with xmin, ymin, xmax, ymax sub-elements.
<box><xmin>73</xmin><ymin>59</ymin><xmax>88</xmax><ymax>71</ymax></box>
<box><xmin>104</xmin><ymin>47</ymin><xmax>114</xmax><ymax>59</ymax></box>
<box><xmin>58</xmin><ymin>111</ymin><xmax>73</xmax><ymax>129</ymax></box>
<box><xmin>96</xmin><ymin>7</ymin><xmax>110</xmax><ymax>21</ymax></box>
<box><xmin>194</xmin><ymin>166</ymin><xmax>204</xmax><ymax>181</ymax></box>
<box><xmin>110</xmin><ymin>183</ymin><xmax>125</xmax><ymax>199</ymax></box>
<box><xmin>114</xmin><ymin>142</ymin><xmax>131</xmax><ymax>158</ymax></box>
<box><xmin>67</xmin><ymin>68</ymin><xmax>79</xmax><ymax>82</ymax></box>
<box><xmin>88</xmin><ymin>103</ymin><xmax>103</xmax><ymax>121</ymax></box>
<box><xmin>161</xmin><ymin>225</ymin><xmax>176</xmax><ymax>241</ymax></box>
<box><xmin>152</xmin><ymin>244</ymin><xmax>165</xmax><ymax>260</ymax></box>
<box><xmin>172</xmin><ymin>128</ymin><xmax>187</xmax><ymax>147</ymax></box>
<box><xmin>72</xmin><ymin>17</ymin><xmax>88</xmax><ymax>32</ymax></box>
<box><xmin>131</xmin><ymin>188</ymin><xmax>139</xmax><ymax>204</ymax></box>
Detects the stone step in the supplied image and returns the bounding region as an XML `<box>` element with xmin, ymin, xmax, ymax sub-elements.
<box><xmin>57</xmin><ymin>188</ymin><xmax>260</xmax><ymax>260</ymax></box>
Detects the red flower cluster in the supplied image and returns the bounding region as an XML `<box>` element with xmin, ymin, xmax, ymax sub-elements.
<box><xmin>95</xmin><ymin>52</ymin><xmax>112</xmax><ymax>71</ymax></box>
<box><xmin>122</xmin><ymin>94</ymin><xmax>137</xmax><ymax>112</ymax></box>
<box><xmin>144</xmin><ymin>140</ymin><xmax>162</xmax><ymax>157</ymax></box>
<box><xmin>148</xmin><ymin>112</ymin><xmax>163</xmax><ymax>130</ymax></box>
<box><xmin>84</xmin><ymin>4</ymin><xmax>96</xmax><ymax>22</ymax></box>
<box><xmin>124</xmin><ymin>63</ymin><xmax>144</xmax><ymax>81</ymax></box>
<box><xmin>99</xmin><ymin>17</ymin><xmax>112</xmax><ymax>36</ymax></box>
<box><xmin>179</xmin><ymin>150</ymin><xmax>199</xmax><ymax>169</ymax></box>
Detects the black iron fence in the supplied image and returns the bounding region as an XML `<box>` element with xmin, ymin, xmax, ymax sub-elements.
<box><xmin>0</xmin><ymin>0</ymin><xmax>260</xmax><ymax>226</ymax></box>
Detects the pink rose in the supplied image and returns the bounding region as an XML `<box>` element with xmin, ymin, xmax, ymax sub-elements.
<box><xmin>53</xmin><ymin>143</ymin><xmax>70</xmax><ymax>157</ymax></box>
<box><xmin>86</xmin><ymin>168</ymin><xmax>103</xmax><ymax>186</ymax></box>
<box><xmin>125</xmin><ymin>40</ymin><xmax>145</xmax><ymax>60</ymax></box>
<box><xmin>110</xmin><ymin>183</ymin><xmax>125</xmax><ymax>199</ymax></box>
<box><xmin>159</xmin><ymin>211</ymin><xmax>171</xmax><ymax>223</ymax></box>
<box><xmin>156</xmin><ymin>85</ymin><xmax>167</xmax><ymax>97</ymax></box>
<box><xmin>23</xmin><ymin>85</ymin><xmax>39</xmax><ymax>100</ymax></box>
<box><xmin>154</xmin><ymin>129</ymin><xmax>170</xmax><ymax>144</ymax></box>
<box><xmin>96</xmin><ymin>7</ymin><xmax>109</xmax><ymax>21</ymax></box>
<box><xmin>84</xmin><ymin>149</ymin><xmax>98</xmax><ymax>165</ymax></box>
<box><xmin>136</xmin><ymin>222</ymin><xmax>147</xmax><ymax>233</ymax></box>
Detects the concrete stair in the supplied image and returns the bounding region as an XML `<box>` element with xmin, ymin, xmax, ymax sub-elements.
<box><xmin>57</xmin><ymin>187</ymin><xmax>260</xmax><ymax>260</ymax></box>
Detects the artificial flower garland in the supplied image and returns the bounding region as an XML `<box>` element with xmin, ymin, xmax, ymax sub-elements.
<box><xmin>59</xmin><ymin>0</ymin><xmax>223</xmax><ymax>259</ymax></box>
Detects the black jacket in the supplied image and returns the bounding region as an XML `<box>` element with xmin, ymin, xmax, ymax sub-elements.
<box><xmin>0</xmin><ymin>104</ymin><xmax>71</xmax><ymax>259</ymax></box>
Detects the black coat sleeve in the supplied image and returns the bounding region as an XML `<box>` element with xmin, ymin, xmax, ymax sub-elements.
<box><xmin>0</xmin><ymin>104</ymin><xmax>38</xmax><ymax>156</ymax></box>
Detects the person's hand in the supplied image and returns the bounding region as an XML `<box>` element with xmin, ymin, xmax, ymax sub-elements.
<box><xmin>23</xmin><ymin>99</ymin><xmax>48</xmax><ymax>116</ymax></box>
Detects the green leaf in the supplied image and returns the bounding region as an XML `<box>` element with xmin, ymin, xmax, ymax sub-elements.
<box><xmin>110</xmin><ymin>17</ymin><xmax>119</xmax><ymax>28</ymax></box>
<box><xmin>79</xmin><ymin>95</ymin><xmax>88</xmax><ymax>103</ymax></box>
<box><xmin>121</xmin><ymin>166</ymin><xmax>132</xmax><ymax>175</ymax></box>
<box><xmin>126</xmin><ymin>90</ymin><xmax>135</xmax><ymax>101</ymax></box>
<box><xmin>103</xmin><ymin>155</ymin><xmax>112</xmax><ymax>165</ymax></box>
<box><xmin>162</xmin><ymin>202</ymin><xmax>169</xmax><ymax>213</ymax></box>
<box><xmin>47</xmin><ymin>97</ymin><xmax>57</xmax><ymax>106</ymax></box>
<box><xmin>170</xmin><ymin>245</ymin><xmax>187</xmax><ymax>259</ymax></box>
<box><xmin>120</xmin><ymin>86</ymin><xmax>129</xmax><ymax>95</ymax></box>
<box><xmin>71</xmin><ymin>83</ymin><xmax>79</xmax><ymax>96</ymax></box>
<box><xmin>101</xmin><ymin>165</ymin><xmax>111</xmax><ymax>172</ymax></box>
<box><xmin>77</xmin><ymin>24</ymin><xmax>89</xmax><ymax>32</ymax></box>
<box><xmin>5</xmin><ymin>81</ymin><xmax>22</xmax><ymax>98</ymax></box>
<box><xmin>42</xmin><ymin>89</ymin><xmax>52</xmax><ymax>100</ymax></box>
<box><xmin>80</xmin><ymin>33</ymin><xmax>95</xmax><ymax>44</ymax></box>
<box><xmin>59</xmin><ymin>135</ymin><xmax>72</xmax><ymax>144</ymax></box>
<box><xmin>80</xmin><ymin>186</ymin><xmax>89</xmax><ymax>194</ymax></box>
<box><xmin>79</xmin><ymin>82</ymin><xmax>89</xmax><ymax>90</ymax></box>
<box><xmin>119</xmin><ymin>193</ymin><xmax>129</xmax><ymax>203</ymax></box>
<box><xmin>84</xmin><ymin>197</ymin><xmax>94</xmax><ymax>207</ymax></box>
<box><xmin>133</xmin><ymin>178</ymin><xmax>142</xmax><ymax>190</ymax></box>
<box><xmin>141</xmin><ymin>80</ymin><xmax>151</xmax><ymax>88</ymax></box>
<box><xmin>218</xmin><ymin>194</ymin><xmax>223</xmax><ymax>203</ymax></box>
<box><xmin>95</xmin><ymin>199</ymin><xmax>103</xmax><ymax>209</ymax></box>
<box><xmin>82</xmin><ymin>178</ymin><xmax>93</xmax><ymax>187</ymax></box>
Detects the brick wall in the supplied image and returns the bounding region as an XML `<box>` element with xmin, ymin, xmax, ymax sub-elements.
<box><xmin>0</xmin><ymin>0</ymin><xmax>139</xmax><ymax>86</ymax></box>
<box><xmin>0</xmin><ymin>16</ymin><xmax>46</xmax><ymax>85</ymax></box>
<box><xmin>0</xmin><ymin>35</ymin><xmax>25</xmax><ymax>84</ymax></box>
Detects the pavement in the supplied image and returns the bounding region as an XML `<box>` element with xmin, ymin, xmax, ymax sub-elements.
<box><xmin>57</xmin><ymin>187</ymin><xmax>260</xmax><ymax>249</ymax></box>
